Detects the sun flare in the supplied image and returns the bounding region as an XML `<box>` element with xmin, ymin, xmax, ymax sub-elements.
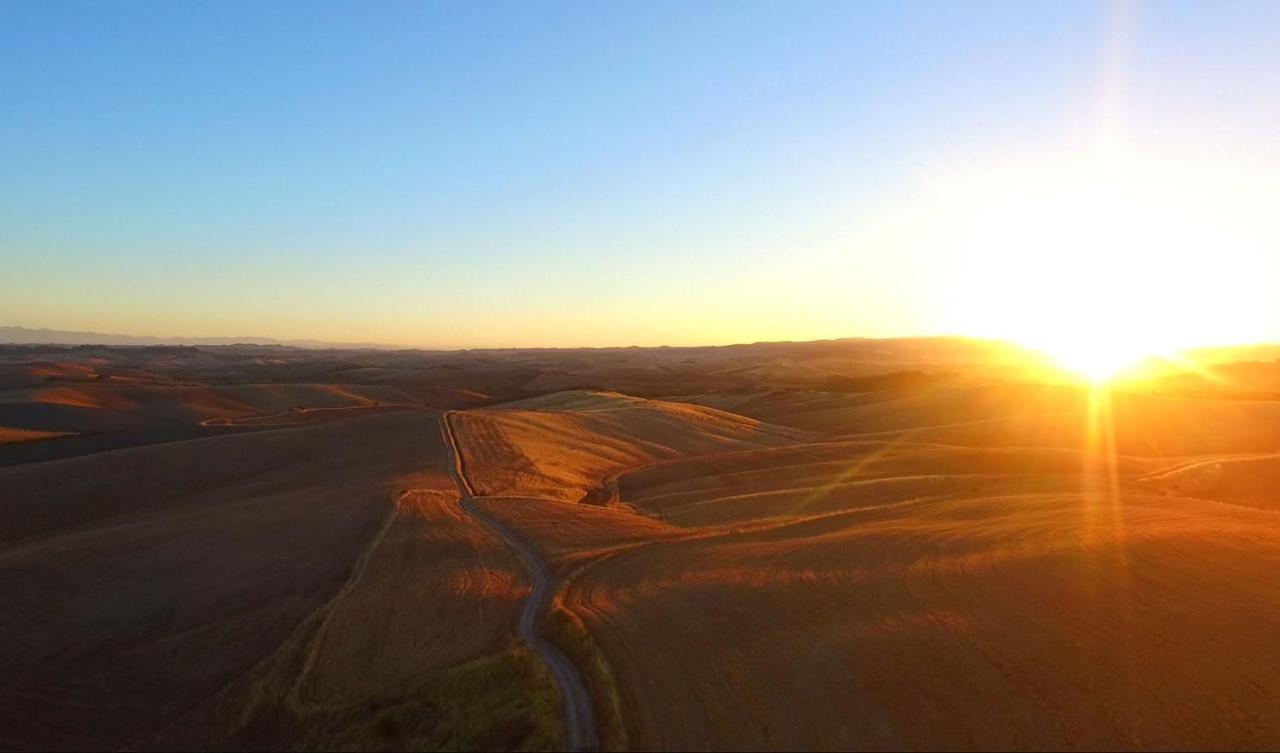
<box><xmin>1040</xmin><ymin>337</ymin><xmax>1145</xmax><ymax>382</ymax></box>
<box><xmin>917</xmin><ymin>147</ymin><xmax>1279</xmax><ymax>379</ymax></box>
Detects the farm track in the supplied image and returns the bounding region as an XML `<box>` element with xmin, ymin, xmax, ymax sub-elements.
<box><xmin>292</xmin><ymin>499</ymin><xmax>401</xmax><ymax>705</ymax></box>
<box><xmin>441</xmin><ymin>411</ymin><xmax>599</xmax><ymax>752</ymax></box>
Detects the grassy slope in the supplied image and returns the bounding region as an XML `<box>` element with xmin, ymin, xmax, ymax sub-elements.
<box><xmin>0</xmin><ymin>413</ymin><xmax>560</xmax><ymax>751</ymax></box>
<box><xmin>617</xmin><ymin>440</ymin><xmax>1161</xmax><ymax>527</ymax></box>
<box><xmin>566</xmin><ymin>490</ymin><xmax>1280</xmax><ymax>750</ymax></box>
<box><xmin>0</xmin><ymin>427</ymin><xmax>75</xmax><ymax>444</ymax></box>
<box><xmin>0</xmin><ymin>382</ymin><xmax>435</xmax><ymax>436</ymax></box>
<box><xmin>682</xmin><ymin>385</ymin><xmax>1280</xmax><ymax>456</ymax></box>
<box><xmin>541</xmin><ymin>387</ymin><xmax>1280</xmax><ymax>750</ymax></box>
<box><xmin>453</xmin><ymin>390</ymin><xmax>808</xmax><ymax>502</ymax></box>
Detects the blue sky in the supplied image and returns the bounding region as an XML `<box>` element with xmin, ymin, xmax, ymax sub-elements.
<box><xmin>2</xmin><ymin>1</ymin><xmax>1277</xmax><ymax>348</ymax></box>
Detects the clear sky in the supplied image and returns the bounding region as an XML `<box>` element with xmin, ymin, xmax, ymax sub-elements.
<box><xmin>3</xmin><ymin>1</ymin><xmax>1277</xmax><ymax>349</ymax></box>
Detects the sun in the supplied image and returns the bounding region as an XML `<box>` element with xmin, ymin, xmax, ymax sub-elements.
<box><xmin>1012</xmin><ymin>307</ymin><xmax>1169</xmax><ymax>383</ymax></box>
<box><xmin>925</xmin><ymin>147</ymin><xmax>1276</xmax><ymax>378</ymax></box>
<box><xmin>1038</xmin><ymin>337</ymin><xmax>1145</xmax><ymax>383</ymax></box>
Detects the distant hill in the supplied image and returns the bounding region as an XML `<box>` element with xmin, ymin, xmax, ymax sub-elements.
<box><xmin>1184</xmin><ymin>343</ymin><xmax>1280</xmax><ymax>364</ymax></box>
<box><xmin>0</xmin><ymin>326</ymin><xmax>396</xmax><ymax>350</ymax></box>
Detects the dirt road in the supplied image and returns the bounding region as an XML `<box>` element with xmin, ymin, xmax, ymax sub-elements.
<box><xmin>440</xmin><ymin>412</ymin><xmax>599</xmax><ymax>752</ymax></box>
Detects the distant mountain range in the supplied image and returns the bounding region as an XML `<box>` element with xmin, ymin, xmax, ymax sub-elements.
<box><xmin>5</xmin><ymin>325</ymin><xmax>1278</xmax><ymax>364</ymax></box>
<box><xmin>0</xmin><ymin>326</ymin><xmax>397</xmax><ymax>350</ymax></box>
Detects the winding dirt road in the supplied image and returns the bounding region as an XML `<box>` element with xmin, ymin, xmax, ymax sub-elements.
<box><xmin>440</xmin><ymin>412</ymin><xmax>600</xmax><ymax>752</ymax></box>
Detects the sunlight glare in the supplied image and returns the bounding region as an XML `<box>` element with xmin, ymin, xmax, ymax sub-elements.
<box><xmin>927</xmin><ymin>147</ymin><xmax>1277</xmax><ymax>380</ymax></box>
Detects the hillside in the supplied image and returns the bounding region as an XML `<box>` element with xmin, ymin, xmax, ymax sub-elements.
<box><xmin>450</xmin><ymin>391</ymin><xmax>809</xmax><ymax>502</ymax></box>
<box><xmin>0</xmin><ymin>413</ymin><xmax>560</xmax><ymax>751</ymax></box>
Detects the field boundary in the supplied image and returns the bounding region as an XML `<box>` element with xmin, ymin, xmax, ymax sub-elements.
<box><xmin>441</xmin><ymin>411</ymin><xmax>600</xmax><ymax>752</ymax></box>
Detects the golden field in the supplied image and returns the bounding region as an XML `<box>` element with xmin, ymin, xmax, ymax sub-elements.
<box><xmin>5</xmin><ymin>340</ymin><xmax>1280</xmax><ymax>750</ymax></box>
